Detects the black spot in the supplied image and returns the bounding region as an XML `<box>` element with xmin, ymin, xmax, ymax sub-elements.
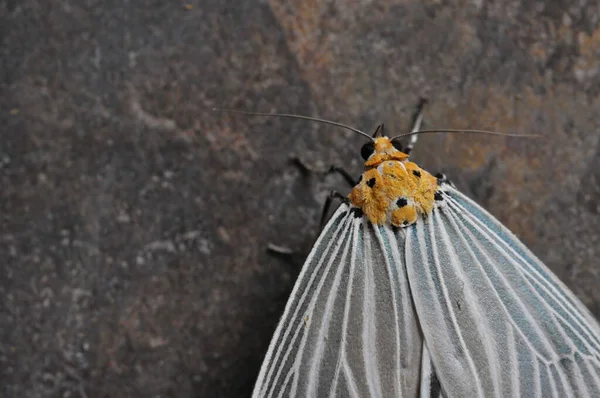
<box><xmin>350</xmin><ymin>208</ymin><xmax>364</xmax><ymax>218</ymax></box>
<box><xmin>435</xmin><ymin>172</ymin><xmax>453</xmax><ymax>186</ymax></box>
<box><xmin>403</xmin><ymin>220</ymin><xmax>409</xmax><ymax>226</ymax></box>
<box><xmin>396</xmin><ymin>198</ymin><xmax>408</xmax><ymax>208</ymax></box>
<box><xmin>412</xmin><ymin>170</ymin><xmax>421</xmax><ymax>178</ymax></box>
<box><xmin>434</xmin><ymin>192</ymin><xmax>444</xmax><ymax>201</ymax></box>
<box><xmin>366</xmin><ymin>178</ymin><xmax>376</xmax><ymax>188</ymax></box>
<box><xmin>435</xmin><ymin>173</ymin><xmax>446</xmax><ymax>185</ymax></box>
<box><xmin>360</xmin><ymin>142</ymin><xmax>375</xmax><ymax>160</ymax></box>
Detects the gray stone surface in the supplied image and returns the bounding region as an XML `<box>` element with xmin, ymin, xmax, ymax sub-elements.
<box><xmin>1</xmin><ymin>1</ymin><xmax>599</xmax><ymax>396</ymax></box>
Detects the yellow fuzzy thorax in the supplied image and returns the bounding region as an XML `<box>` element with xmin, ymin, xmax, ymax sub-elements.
<box><xmin>348</xmin><ymin>137</ymin><xmax>438</xmax><ymax>227</ymax></box>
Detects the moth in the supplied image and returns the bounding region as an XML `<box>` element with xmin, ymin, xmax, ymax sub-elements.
<box><xmin>223</xmin><ymin>104</ymin><xmax>600</xmax><ymax>397</ymax></box>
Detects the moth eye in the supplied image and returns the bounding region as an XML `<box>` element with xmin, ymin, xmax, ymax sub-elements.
<box><xmin>391</xmin><ymin>139</ymin><xmax>403</xmax><ymax>152</ymax></box>
<box><xmin>360</xmin><ymin>142</ymin><xmax>375</xmax><ymax>160</ymax></box>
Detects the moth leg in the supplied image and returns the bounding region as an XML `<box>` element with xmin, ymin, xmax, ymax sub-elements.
<box><xmin>267</xmin><ymin>162</ymin><xmax>353</xmax><ymax>263</ymax></box>
<box><xmin>266</xmin><ymin>242</ymin><xmax>306</xmax><ymax>268</ymax></box>
<box><xmin>271</xmin><ymin>191</ymin><xmax>343</xmax><ymax>264</ymax></box>
<box><xmin>291</xmin><ymin>156</ymin><xmax>357</xmax><ymax>188</ymax></box>
<box><xmin>319</xmin><ymin>190</ymin><xmax>349</xmax><ymax>231</ymax></box>
<box><xmin>292</xmin><ymin>157</ymin><xmax>353</xmax><ymax>228</ymax></box>
<box><xmin>403</xmin><ymin>97</ymin><xmax>428</xmax><ymax>155</ymax></box>
<box><xmin>266</xmin><ymin>190</ymin><xmax>347</xmax><ymax>264</ymax></box>
<box><xmin>266</xmin><ymin>243</ymin><xmax>294</xmax><ymax>255</ymax></box>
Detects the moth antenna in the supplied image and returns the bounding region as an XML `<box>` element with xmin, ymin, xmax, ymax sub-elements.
<box><xmin>213</xmin><ymin>108</ymin><xmax>373</xmax><ymax>141</ymax></box>
<box><xmin>391</xmin><ymin>129</ymin><xmax>541</xmax><ymax>140</ymax></box>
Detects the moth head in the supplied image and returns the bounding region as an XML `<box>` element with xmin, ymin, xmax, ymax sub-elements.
<box><xmin>361</xmin><ymin>135</ymin><xmax>409</xmax><ymax>166</ymax></box>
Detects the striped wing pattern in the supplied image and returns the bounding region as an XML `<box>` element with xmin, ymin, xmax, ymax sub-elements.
<box><xmin>253</xmin><ymin>205</ymin><xmax>424</xmax><ymax>397</ymax></box>
<box><xmin>406</xmin><ymin>185</ymin><xmax>600</xmax><ymax>397</ymax></box>
<box><xmin>254</xmin><ymin>186</ymin><xmax>600</xmax><ymax>397</ymax></box>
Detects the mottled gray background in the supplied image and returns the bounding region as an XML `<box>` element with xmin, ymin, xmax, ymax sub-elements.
<box><xmin>2</xmin><ymin>0</ymin><xmax>600</xmax><ymax>397</ymax></box>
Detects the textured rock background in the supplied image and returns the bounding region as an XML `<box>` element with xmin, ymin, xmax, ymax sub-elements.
<box><xmin>2</xmin><ymin>1</ymin><xmax>600</xmax><ymax>396</ymax></box>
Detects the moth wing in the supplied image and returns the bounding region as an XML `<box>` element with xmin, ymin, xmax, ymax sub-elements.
<box><xmin>419</xmin><ymin>341</ymin><xmax>446</xmax><ymax>398</ymax></box>
<box><xmin>405</xmin><ymin>185</ymin><xmax>600</xmax><ymax>397</ymax></box>
<box><xmin>253</xmin><ymin>204</ymin><xmax>424</xmax><ymax>398</ymax></box>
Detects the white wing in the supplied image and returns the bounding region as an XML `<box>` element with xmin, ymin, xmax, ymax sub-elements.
<box><xmin>405</xmin><ymin>184</ymin><xmax>600</xmax><ymax>397</ymax></box>
<box><xmin>253</xmin><ymin>204</ymin><xmax>427</xmax><ymax>397</ymax></box>
<box><xmin>420</xmin><ymin>341</ymin><xmax>444</xmax><ymax>398</ymax></box>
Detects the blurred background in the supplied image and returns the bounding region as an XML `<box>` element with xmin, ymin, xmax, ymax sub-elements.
<box><xmin>2</xmin><ymin>1</ymin><xmax>600</xmax><ymax>397</ymax></box>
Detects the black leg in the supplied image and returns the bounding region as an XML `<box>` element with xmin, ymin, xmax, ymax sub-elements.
<box><xmin>292</xmin><ymin>157</ymin><xmax>357</xmax><ymax>188</ymax></box>
<box><xmin>319</xmin><ymin>190</ymin><xmax>349</xmax><ymax>231</ymax></box>
<box><xmin>266</xmin><ymin>190</ymin><xmax>348</xmax><ymax>263</ymax></box>
<box><xmin>327</xmin><ymin>166</ymin><xmax>356</xmax><ymax>188</ymax></box>
<box><xmin>266</xmin><ymin>242</ymin><xmax>305</xmax><ymax>269</ymax></box>
<box><xmin>267</xmin><ymin>160</ymin><xmax>355</xmax><ymax>263</ymax></box>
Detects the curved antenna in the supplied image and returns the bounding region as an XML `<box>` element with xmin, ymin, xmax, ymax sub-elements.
<box><xmin>391</xmin><ymin>128</ymin><xmax>541</xmax><ymax>140</ymax></box>
<box><xmin>213</xmin><ymin>108</ymin><xmax>373</xmax><ymax>140</ymax></box>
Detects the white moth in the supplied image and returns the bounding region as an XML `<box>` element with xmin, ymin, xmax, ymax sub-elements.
<box><xmin>250</xmin><ymin>106</ymin><xmax>600</xmax><ymax>398</ymax></box>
